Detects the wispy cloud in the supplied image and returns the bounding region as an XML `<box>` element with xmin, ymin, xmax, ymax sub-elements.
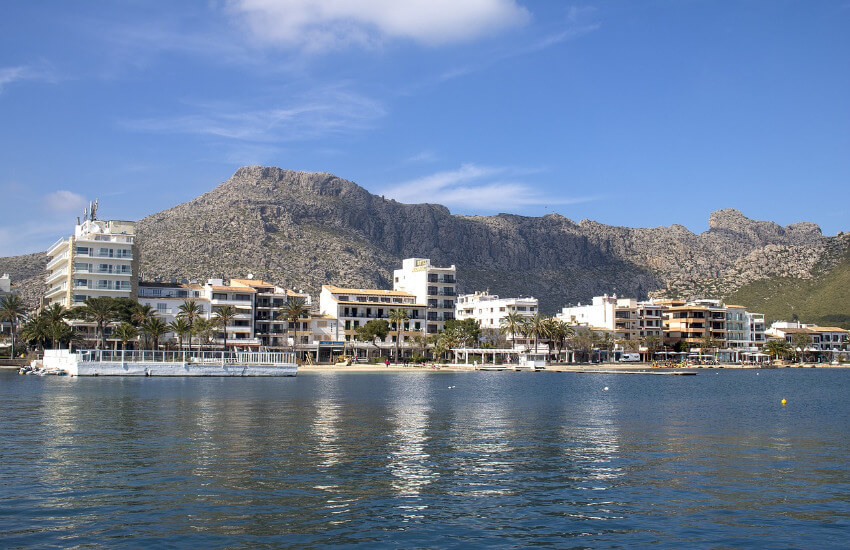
<box><xmin>228</xmin><ymin>0</ymin><xmax>529</xmax><ymax>51</ymax></box>
<box><xmin>382</xmin><ymin>163</ymin><xmax>599</xmax><ymax>213</ymax></box>
<box><xmin>0</xmin><ymin>64</ymin><xmax>57</xmax><ymax>93</ymax></box>
<box><xmin>434</xmin><ymin>7</ymin><xmax>600</xmax><ymax>84</ymax></box>
<box><xmin>120</xmin><ymin>88</ymin><xmax>386</xmax><ymax>142</ymax></box>
<box><xmin>44</xmin><ymin>190</ymin><xmax>87</xmax><ymax>213</ymax></box>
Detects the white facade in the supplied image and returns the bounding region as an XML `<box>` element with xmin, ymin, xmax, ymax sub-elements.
<box><xmin>393</xmin><ymin>258</ymin><xmax>456</xmax><ymax>334</ymax></box>
<box><xmin>766</xmin><ymin>322</ymin><xmax>848</xmax><ymax>352</ymax></box>
<box><xmin>45</xmin><ymin>216</ymin><xmax>138</xmax><ymax>308</ymax></box>
<box><xmin>0</xmin><ymin>273</ymin><xmax>11</xmax><ymax>295</ymax></box>
<box><xmin>456</xmin><ymin>291</ymin><xmax>538</xmax><ymax>344</ymax></box>
<box><xmin>319</xmin><ymin>285</ymin><xmax>425</xmax><ymax>351</ymax></box>
<box><xmin>138</xmin><ymin>281</ymin><xmax>209</xmax><ymax>341</ymax></box>
<box><xmin>558</xmin><ymin>294</ymin><xmax>663</xmax><ymax>342</ymax></box>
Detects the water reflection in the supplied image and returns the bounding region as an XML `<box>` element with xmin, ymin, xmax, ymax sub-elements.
<box><xmin>387</xmin><ymin>374</ymin><xmax>434</xmax><ymax>513</ymax></box>
<box><xmin>2</xmin><ymin>370</ymin><xmax>849</xmax><ymax>548</ymax></box>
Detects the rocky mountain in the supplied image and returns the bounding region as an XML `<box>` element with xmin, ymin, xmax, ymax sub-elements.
<box><xmin>2</xmin><ymin>166</ymin><xmax>846</xmax><ymax>317</ymax></box>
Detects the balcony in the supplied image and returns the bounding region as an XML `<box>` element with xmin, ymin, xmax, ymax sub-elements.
<box><xmin>46</xmin><ymin>283</ymin><xmax>67</xmax><ymax>297</ymax></box>
<box><xmin>46</xmin><ymin>252</ymin><xmax>69</xmax><ymax>270</ymax></box>
<box><xmin>47</xmin><ymin>237</ymin><xmax>69</xmax><ymax>254</ymax></box>
<box><xmin>46</xmin><ymin>268</ymin><xmax>68</xmax><ymax>283</ymax></box>
<box><xmin>78</xmin><ymin>234</ymin><xmax>135</xmax><ymax>245</ymax></box>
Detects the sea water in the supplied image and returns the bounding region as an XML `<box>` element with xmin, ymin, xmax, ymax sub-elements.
<box><xmin>1</xmin><ymin>369</ymin><xmax>848</xmax><ymax>548</ymax></box>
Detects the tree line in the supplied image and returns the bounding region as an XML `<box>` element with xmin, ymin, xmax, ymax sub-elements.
<box><xmin>0</xmin><ymin>295</ymin><xmax>310</xmax><ymax>358</ymax></box>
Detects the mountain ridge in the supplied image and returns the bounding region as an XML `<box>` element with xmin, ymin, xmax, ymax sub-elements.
<box><xmin>1</xmin><ymin>166</ymin><xmax>845</xmax><ymax>321</ymax></box>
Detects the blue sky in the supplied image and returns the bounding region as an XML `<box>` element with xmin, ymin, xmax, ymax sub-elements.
<box><xmin>1</xmin><ymin>0</ymin><xmax>848</xmax><ymax>256</ymax></box>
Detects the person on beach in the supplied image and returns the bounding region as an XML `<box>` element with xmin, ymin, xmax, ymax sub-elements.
<box><xmin>385</xmin><ymin>358</ymin><xmax>390</xmax><ymax>368</ymax></box>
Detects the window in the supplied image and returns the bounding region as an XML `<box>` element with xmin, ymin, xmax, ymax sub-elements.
<box><xmin>75</xmin><ymin>279</ymin><xmax>87</xmax><ymax>287</ymax></box>
<box><xmin>76</xmin><ymin>246</ymin><xmax>89</xmax><ymax>255</ymax></box>
<box><xmin>157</xmin><ymin>303</ymin><xmax>167</xmax><ymax>313</ymax></box>
<box><xmin>212</xmin><ymin>293</ymin><xmax>227</xmax><ymax>300</ymax></box>
<box><xmin>235</xmin><ymin>294</ymin><xmax>251</xmax><ymax>301</ymax></box>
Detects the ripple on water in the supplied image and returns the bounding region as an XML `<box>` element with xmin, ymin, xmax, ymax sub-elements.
<box><xmin>0</xmin><ymin>369</ymin><xmax>849</xmax><ymax>548</ymax></box>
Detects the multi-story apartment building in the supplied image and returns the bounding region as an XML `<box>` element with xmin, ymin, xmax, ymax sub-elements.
<box><xmin>137</xmin><ymin>280</ymin><xmax>209</xmax><ymax>341</ymax></box>
<box><xmin>393</xmin><ymin>258</ymin><xmax>456</xmax><ymax>335</ymax></box>
<box><xmin>456</xmin><ymin>291</ymin><xmax>538</xmax><ymax>346</ymax></box>
<box><xmin>725</xmin><ymin>305</ymin><xmax>749</xmax><ymax>348</ymax></box>
<box><xmin>767</xmin><ymin>322</ymin><xmax>849</xmax><ymax>352</ymax></box>
<box><xmin>0</xmin><ymin>273</ymin><xmax>15</xmax><ymax>338</ymax></box>
<box><xmin>202</xmin><ymin>278</ymin><xmax>259</xmax><ymax>348</ymax></box>
<box><xmin>558</xmin><ymin>295</ymin><xmax>664</xmax><ymax>342</ymax></box>
<box><xmin>45</xmin><ymin>211</ymin><xmax>138</xmax><ymax>308</ymax></box>
<box><xmin>228</xmin><ymin>278</ymin><xmax>312</xmax><ymax>351</ymax></box>
<box><xmin>662</xmin><ymin>299</ymin><xmax>727</xmax><ymax>348</ymax></box>
<box><xmin>319</xmin><ymin>285</ymin><xmax>426</xmax><ymax>355</ymax></box>
<box><xmin>746</xmin><ymin>312</ymin><xmax>766</xmax><ymax>348</ymax></box>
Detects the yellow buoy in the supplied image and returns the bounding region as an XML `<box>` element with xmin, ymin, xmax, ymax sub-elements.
<box><xmin>781</xmin><ymin>398</ymin><xmax>787</xmax><ymax>405</ymax></box>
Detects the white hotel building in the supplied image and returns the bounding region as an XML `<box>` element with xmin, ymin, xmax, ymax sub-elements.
<box><xmin>393</xmin><ymin>258</ymin><xmax>457</xmax><ymax>335</ymax></box>
<box><xmin>45</xmin><ymin>216</ymin><xmax>138</xmax><ymax>308</ymax></box>
<box><xmin>456</xmin><ymin>291</ymin><xmax>539</xmax><ymax>346</ymax></box>
<box><xmin>319</xmin><ymin>285</ymin><xmax>425</xmax><ymax>354</ymax></box>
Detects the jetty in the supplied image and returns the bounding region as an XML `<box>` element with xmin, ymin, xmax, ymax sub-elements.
<box><xmin>41</xmin><ymin>349</ymin><xmax>298</xmax><ymax>377</ymax></box>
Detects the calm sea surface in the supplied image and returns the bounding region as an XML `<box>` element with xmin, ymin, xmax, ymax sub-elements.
<box><xmin>1</xmin><ymin>369</ymin><xmax>848</xmax><ymax>548</ymax></box>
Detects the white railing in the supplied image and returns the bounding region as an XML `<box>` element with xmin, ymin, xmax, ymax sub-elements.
<box><xmin>46</xmin><ymin>252</ymin><xmax>69</xmax><ymax>269</ymax></box>
<box><xmin>46</xmin><ymin>268</ymin><xmax>68</xmax><ymax>282</ymax></box>
<box><xmin>77</xmin><ymin>349</ymin><xmax>296</xmax><ymax>365</ymax></box>
<box><xmin>47</xmin><ymin>237</ymin><xmax>68</xmax><ymax>252</ymax></box>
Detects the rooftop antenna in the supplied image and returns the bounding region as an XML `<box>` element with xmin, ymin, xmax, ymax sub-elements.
<box><xmin>91</xmin><ymin>199</ymin><xmax>99</xmax><ymax>221</ymax></box>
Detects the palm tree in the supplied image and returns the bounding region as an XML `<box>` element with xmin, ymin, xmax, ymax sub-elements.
<box><xmin>388</xmin><ymin>308</ymin><xmax>410</xmax><ymax>362</ymax></box>
<box><xmin>142</xmin><ymin>317</ymin><xmax>169</xmax><ymax>351</ymax></box>
<box><xmin>546</xmin><ymin>319</ymin><xmax>573</xmax><ymax>362</ymax></box>
<box><xmin>0</xmin><ymin>294</ymin><xmax>28</xmax><ymax>358</ymax></box>
<box><xmin>177</xmin><ymin>300</ymin><xmax>204</xmax><ymax>354</ymax></box>
<box><xmin>76</xmin><ymin>297</ymin><xmax>118</xmax><ymax>350</ymax></box>
<box><xmin>113</xmin><ymin>322</ymin><xmax>139</xmax><ymax>351</ymax></box>
<box><xmin>20</xmin><ymin>315</ymin><xmax>50</xmax><ymax>351</ymax></box>
<box><xmin>283</xmin><ymin>297</ymin><xmax>308</xmax><ymax>358</ymax></box>
<box><xmin>764</xmin><ymin>339</ymin><xmax>792</xmax><ymax>362</ymax></box>
<box><xmin>525</xmin><ymin>313</ymin><xmax>548</xmax><ymax>353</ymax></box>
<box><xmin>193</xmin><ymin>317</ymin><xmax>215</xmax><ymax>350</ymax></box>
<box><xmin>499</xmin><ymin>311</ymin><xmax>526</xmax><ymax>350</ymax></box>
<box><xmin>131</xmin><ymin>304</ymin><xmax>156</xmax><ymax>348</ymax></box>
<box><xmin>213</xmin><ymin>305</ymin><xmax>238</xmax><ymax>350</ymax></box>
<box><xmin>131</xmin><ymin>304</ymin><xmax>156</xmax><ymax>325</ymax></box>
<box><xmin>169</xmin><ymin>317</ymin><xmax>191</xmax><ymax>351</ymax></box>
<box><xmin>40</xmin><ymin>303</ymin><xmax>69</xmax><ymax>349</ymax></box>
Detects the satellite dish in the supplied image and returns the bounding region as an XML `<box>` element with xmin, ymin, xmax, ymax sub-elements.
<box><xmin>247</xmin><ymin>273</ymin><xmax>254</xmax><ymax>279</ymax></box>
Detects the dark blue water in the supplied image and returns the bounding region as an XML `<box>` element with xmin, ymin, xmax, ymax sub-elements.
<box><xmin>1</xmin><ymin>369</ymin><xmax>848</xmax><ymax>548</ymax></box>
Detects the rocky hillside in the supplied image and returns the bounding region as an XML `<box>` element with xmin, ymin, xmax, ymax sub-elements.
<box><xmin>1</xmin><ymin>167</ymin><xmax>844</xmax><ymax>315</ymax></box>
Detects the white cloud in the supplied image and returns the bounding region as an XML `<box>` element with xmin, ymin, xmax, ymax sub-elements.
<box><xmin>0</xmin><ymin>64</ymin><xmax>56</xmax><ymax>93</ymax></box>
<box><xmin>44</xmin><ymin>190</ymin><xmax>88</xmax><ymax>213</ymax></box>
<box><xmin>382</xmin><ymin>163</ymin><xmax>599</xmax><ymax>212</ymax></box>
<box><xmin>121</xmin><ymin>88</ymin><xmax>386</xmax><ymax>142</ymax></box>
<box><xmin>228</xmin><ymin>0</ymin><xmax>529</xmax><ymax>51</ymax></box>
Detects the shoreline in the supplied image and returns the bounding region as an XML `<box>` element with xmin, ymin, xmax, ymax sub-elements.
<box><xmin>298</xmin><ymin>361</ymin><xmax>850</xmax><ymax>373</ymax></box>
